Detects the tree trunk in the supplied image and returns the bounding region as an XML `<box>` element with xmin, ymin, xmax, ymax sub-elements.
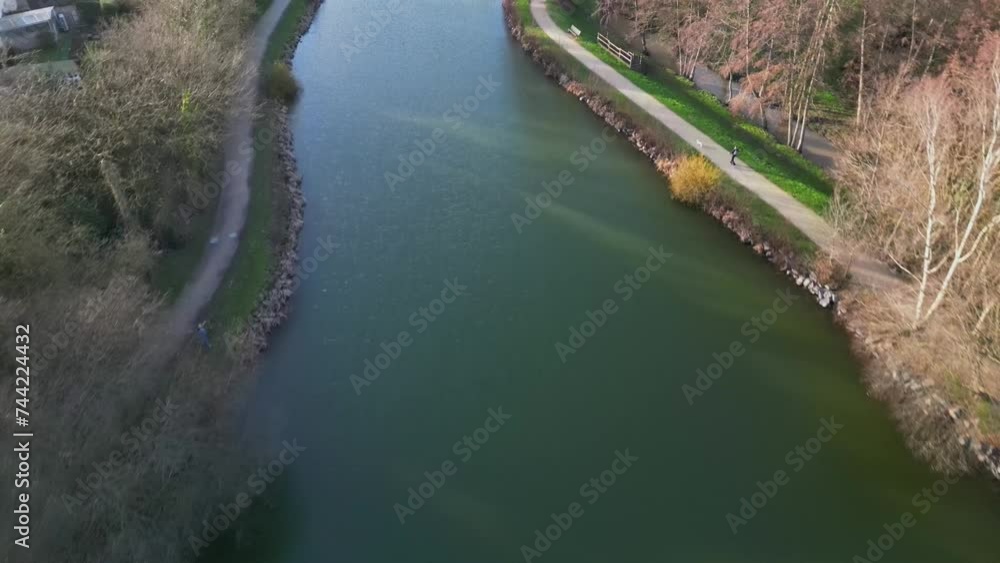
<box><xmin>876</xmin><ymin>27</ymin><xmax>887</xmax><ymax>71</ymax></box>
<box><xmin>923</xmin><ymin>20</ymin><xmax>943</xmax><ymax>77</ymax></box>
<box><xmin>795</xmin><ymin>96</ymin><xmax>812</xmax><ymax>151</ymax></box>
<box><xmin>918</xmin><ymin>66</ymin><xmax>1000</xmax><ymax>325</ymax></box>
<box><xmin>632</xmin><ymin>0</ymin><xmax>648</xmax><ymax>54</ymax></box>
<box><xmin>907</xmin><ymin>0</ymin><xmax>917</xmax><ymax>65</ymax></box>
<box><xmin>745</xmin><ymin>1</ymin><xmax>751</xmax><ymax>71</ymax></box>
<box><xmin>856</xmin><ymin>8</ymin><xmax>866</xmax><ymax>125</ymax></box>
<box><xmin>975</xmin><ymin>300</ymin><xmax>997</xmax><ymax>335</ymax></box>
<box><xmin>914</xmin><ymin>188</ymin><xmax>937</xmax><ymax>324</ymax></box>
<box><xmin>674</xmin><ymin>0</ymin><xmax>682</xmax><ymax>60</ymax></box>
<box><xmin>786</xmin><ymin>101</ymin><xmax>796</xmax><ymax>145</ymax></box>
<box><xmin>100</xmin><ymin>159</ymin><xmax>135</xmax><ymax>230</ymax></box>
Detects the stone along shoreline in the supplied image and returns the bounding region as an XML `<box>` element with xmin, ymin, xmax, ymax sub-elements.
<box><xmin>244</xmin><ymin>0</ymin><xmax>325</xmax><ymax>356</ymax></box>
<box><xmin>501</xmin><ymin>0</ymin><xmax>1000</xmax><ymax>481</ymax></box>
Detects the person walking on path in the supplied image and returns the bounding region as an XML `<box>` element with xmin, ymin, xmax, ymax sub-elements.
<box><xmin>196</xmin><ymin>321</ymin><xmax>211</xmax><ymax>350</ymax></box>
<box><xmin>730</xmin><ymin>146</ymin><xmax>739</xmax><ymax>166</ymax></box>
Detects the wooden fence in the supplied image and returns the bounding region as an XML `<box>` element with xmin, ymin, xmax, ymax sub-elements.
<box><xmin>597</xmin><ymin>32</ymin><xmax>644</xmax><ymax>72</ymax></box>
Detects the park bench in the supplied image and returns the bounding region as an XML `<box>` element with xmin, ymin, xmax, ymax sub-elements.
<box><xmin>568</xmin><ymin>25</ymin><xmax>582</xmax><ymax>38</ymax></box>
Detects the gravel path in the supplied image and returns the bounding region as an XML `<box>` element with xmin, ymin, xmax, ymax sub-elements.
<box><xmin>158</xmin><ymin>0</ymin><xmax>293</xmax><ymax>355</ymax></box>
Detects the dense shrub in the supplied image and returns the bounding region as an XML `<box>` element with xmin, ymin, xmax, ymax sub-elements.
<box><xmin>0</xmin><ymin>0</ymin><xmax>254</xmax><ymax>295</ymax></box>
<box><xmin>811</xmin><ymin>253</ymin><xmax>849</xmax><ymax>289</ymax></box>
<box><xmin>0</xmin><ymin>276</ymin><xmax>256</xmax><ymax>563</ymax></box>
<box><xmin>265</xmin><ymin>62</ymin><xmax>301</xmax><ymax>104</ymax></box>
<box><xmin>668</xmin><ymin>155</ymin><xmax>720</xmax><ymax>204</ymax></box>
<box><xmin>0</xmin><ymin>0</ymin><xmax>267</xmax><ymax>561</ymax></box>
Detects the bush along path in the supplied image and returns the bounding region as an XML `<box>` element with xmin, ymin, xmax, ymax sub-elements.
<box><xmin>528</xmin><ymin>0</ymin><xmax>899</xmax><ymax>291</ymax></box>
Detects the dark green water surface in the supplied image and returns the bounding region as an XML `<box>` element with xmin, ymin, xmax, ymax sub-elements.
<box><xmin>226</xmin><ymin>1</ymin><xmax>1000</xmax><ymax>561</ymax></box>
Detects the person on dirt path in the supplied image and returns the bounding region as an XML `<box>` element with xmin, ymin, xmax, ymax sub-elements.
<box><xmin>730</xmin><ymin>146</ymin><xmax>740</xmax><ymax>166</ymax></box>
<box><xmin>196</xmin><ymin>321</ymin><xmax>211</xmax><ymax>350</ymax></box>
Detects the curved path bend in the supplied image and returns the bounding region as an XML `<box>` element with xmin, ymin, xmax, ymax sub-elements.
<box><xmin>529</xmin><ymin>0</ymin><xmax>899</xmax><ymax>289</ymax></box>
<box><xmin>159</xmin><ymin>0</ymin><xmax>292</xmax><ymax>354</ymax></box>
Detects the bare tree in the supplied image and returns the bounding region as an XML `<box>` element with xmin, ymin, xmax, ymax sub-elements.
<box><xmin>771</xmin><ymin>0</ymin><xmax>845</xmax><ymax>150</ymax></box>
<box><xmin>676</xmin><ymin>7</ymin><xmax>717</xmax><ymax>78</ymax></box>
<box><xmin>0</xmin><ymin>0</ymin><xmax>275</xmax><ymax>561</ymax></box>
<box><xmin>910</xmin><ymin>40</ymin><xmax>1000</xmax><ymax>327</ymax></box>
<box><xmin>836</xmin><ymin>36</ymin><xmax>1000</xmax><ymax>330</ymax></box>
<box><xmin>593</xmin><ymin>0</ymin><xmax>628</xmax><ymax>26</ymax></box>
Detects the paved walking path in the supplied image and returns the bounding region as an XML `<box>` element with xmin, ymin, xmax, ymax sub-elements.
<box><xmin>687</xmin><ymin>64</ymin><xmax>842</xmax><ymax>170</ymax></box>
<box><xmin>529</xmin><ymin>0</ymin><xmax>899</xmax><ymax>288</ymax></box>
<box><xmin>606</xmin><ymin>14</ymin><xmax>841</xmax><ymax>171</ymax></box>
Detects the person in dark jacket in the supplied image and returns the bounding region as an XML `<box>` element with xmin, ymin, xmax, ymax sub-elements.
<box><xmin>730</xmin><ymin>146</ymin><xmax>739</xmax><ymax>166</ymax></box>
<box><xmin>196</xmin><ymin>321</ymin><xmax>211</xmax><ymax>350</ymax></box>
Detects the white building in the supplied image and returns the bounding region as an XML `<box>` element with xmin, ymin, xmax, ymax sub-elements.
<box><xmin>0</xmin><ymin>7</ymin><xmax>58</xmax><ymax>53</ymax></box>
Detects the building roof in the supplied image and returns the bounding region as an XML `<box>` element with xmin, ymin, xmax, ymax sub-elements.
<box><xmin>0</xmin><ymin>6</ymin><xmax>53</xmax><ymax>33</ymax></box>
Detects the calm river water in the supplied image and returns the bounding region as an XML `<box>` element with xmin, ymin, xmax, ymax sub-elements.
<box><xmin>216</xmin><ymin>0</ymin><xmax>1000</xmax><ymax>561</ymax></box>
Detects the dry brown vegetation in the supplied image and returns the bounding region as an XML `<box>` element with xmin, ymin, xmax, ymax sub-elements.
<box><xmin>598</xmin><ymin>0</ymin><xmax>1000</xmax><ymax>147</ymax></box>
<box><xmin>835</xmin><ymin>36</ymin><xmax>1000</xmax><ymax>435</ymax></box>
<box><xmin>593</xmin><ymin>0</ymin><xmax>1000</xmax><ymax>444</ymax></box>
<box><xmin>1</xmin><ymin>280</ymin><xmax>257</xmax><ymax>563</ymax></box>
<box><xmin>669</xmin><ymin>154</ymin><xmax>722</xmax><ymax>203</ymax></box>
<box><xmin>0</xmin><ymin>0</ymin><xmax>271</xmax><ymax>561</ymax></box>
<box><xmin>1</xmin><ymin>0</ymin><xmax>254</xmax><ymax>288</ymax></box>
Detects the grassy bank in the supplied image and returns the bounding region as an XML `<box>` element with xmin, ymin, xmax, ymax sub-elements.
<box><xmin>154</xmin><ymin>0</ymin><xmax>309</xmax><ymax>335</ymax></box>
<box><xmin>510</xmin><ymin>0</ymin><xmax>817</xmax><ymax>259</ymax></box>
<box><xmin>262</xmin><ymin>0</ymin><xmax>312</xmax><ymax>65</ymax></box>
<box><xmin>544</xmin><ymin>0</ymin><xmax>833</xmax><ymax>213</ymax></box>
<box><xmin>208</xmin><ymin>0</ymin><xmax>310</xmax><ymax>333</ymax></box>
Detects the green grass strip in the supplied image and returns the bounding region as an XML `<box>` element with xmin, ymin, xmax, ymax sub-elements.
<box><xmin>510</xmin><ymin>0</ymin><xmax>817</xmax><ymax>259</ymax></box>
<box><xmin>207</xmin><ymin>0</ymin><xmax>311</xmax><ymax>331</ymax></box>
<box><xmin>544</xmin><ymin>0</ymin><xmax>833</xmax><ymax>213</ymax></box>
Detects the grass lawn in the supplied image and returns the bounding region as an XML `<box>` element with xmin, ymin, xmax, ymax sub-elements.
<box><xmin>204</xmin><ymin>116</ymin><xmax>279</xmax><ymax>333</ymax></box>
<box><xmin>511</xmin><ymin>0</ymin><xmax>817</xmax><ymax>259</ymax></box>
<box><xmin>544</xmin><ymin>0</ymin><xmax>834</xmax><ymax>214</ymax></box>
<box><xmin>261</xmin><ymin>0</ymin><xmax>310</xmax><ymax>65</ymax></box>
<box><xmin>30</xmin><ymin>35</ymin><xmax>73</xmax><ymax>63</ymax></box>
<box><xmin>810</xmin><ymin>86</ymin><xmax>853</xmax><ymax>136</ymax></box>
